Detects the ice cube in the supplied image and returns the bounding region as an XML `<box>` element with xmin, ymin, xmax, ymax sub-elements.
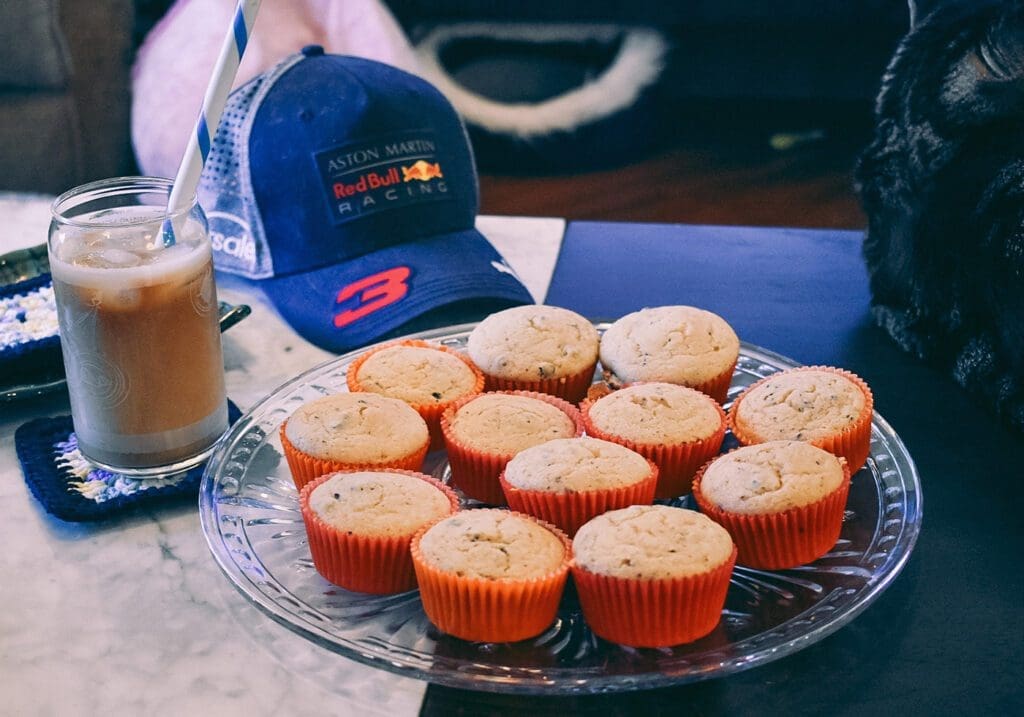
<box><xmin>72</xmin><ymin>249</ymin><xmax>142</xmax><ymax>268</ymax></box>
<box><xmin>106</xmin><ymin>287</ymin><xmax>142</xmax><ymax>311</ymax></box>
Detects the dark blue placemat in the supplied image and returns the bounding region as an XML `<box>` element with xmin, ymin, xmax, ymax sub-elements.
<box><xmin>16</xmin><ymin>401</ymin><xmax>242</xmax><ymax>522</ymax></box>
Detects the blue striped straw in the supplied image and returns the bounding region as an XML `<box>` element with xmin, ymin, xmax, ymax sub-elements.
<box><xmin>163</xmin><ymin>0</ymin><xmax>262</xmax><ymax>246</ymax></box>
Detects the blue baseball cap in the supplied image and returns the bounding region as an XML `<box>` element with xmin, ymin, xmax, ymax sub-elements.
<box><xmin>198</xmin><ymin>46</ymin><xmax>532</xmax><ymax>352</ymax></box>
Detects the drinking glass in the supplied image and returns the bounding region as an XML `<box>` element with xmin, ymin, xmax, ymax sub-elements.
<box><xmin>48</xmin><ymin>177</ymin><xmax>228</xmax><ymax>475</ymax></box>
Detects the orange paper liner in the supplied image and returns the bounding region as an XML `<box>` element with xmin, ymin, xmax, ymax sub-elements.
<box><xmin>440</xmin><ymin>391</ymin><xmax>584</xmax><ymax>505</ymax></box>
<box><xmin>481</xmin><ymin>361</ymin><xmax>597</xmax><ymax>404</ymax></box>
<box><xmin>603</xmin><ymin>358</ymin><xmax>737</xmax><ymax>404</ymax></box>
<box><xmin>727</xmin><ymin>365</ymin><xmax>874</xmax><ymax>473</ymax></box>
<box><xmin>579</xmin><ymin>389</ymin><xmax>726</xmax><ymax>499</ymax></box>
<box><xmin>692</xmin><ymin>454</ymin><xmax>852</xmax><ymax>570</ymax></box>
<box><xmin>299</xmin><ymin>470</ymin><xmax>460</xmax><ymax>594</ymax></box>
<box><xmin>411</xmin><ymin>510</ymin><xmax>571</xmax><ymax>643</ymax></box>
<box><xmin>570</xmin><ymin>546</ymin><xmax>737</xmax><ymax>647</ymax></box>
<box><xmin>346</xmin><ymin>339</ymin><xmax>485</xmax><ymax>451</ymax></box>
<box><xmin>498</xmin><ymin>459</ymin><xmax>658</xmax><ymax>537</ymax></box>
<box><xmin>280</xmin><ymin>422</ymin><xmax>429</xmax><ymax>491</ymax></box>
<box><xmin>691</xmin><ymin>358</ymin><xmax>738</xmax><ymax>404</ymax></box>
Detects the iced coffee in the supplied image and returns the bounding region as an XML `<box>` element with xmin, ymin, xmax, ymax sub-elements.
<box><xmin>49</xmin><ymin>178</ymin><xmax>228</xmax><ymax>474</ymax></box>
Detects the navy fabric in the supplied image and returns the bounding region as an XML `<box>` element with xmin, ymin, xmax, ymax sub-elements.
<box><xmin>536</xmin><ymin>221</ymin><xmax>1022</xmax><ymax>716</ymax></box>
<box><xmin>198</xmin><ymin>48</ymin><xmax>531</xmax><ymax>353</ymax></box>
<box><xmin>262</xmin><ymin>228</ymin><xmax>529</xmax><ymax>353</ymax></box>
<box><xmin>249</xmin><ymin>54</ymin><xmax>480</xmax><ymax>276</ymax></box>
<box><xmin>545</xmin><ymin>222</ymin><xmax>871</xmax><ymax>367</ymax></box>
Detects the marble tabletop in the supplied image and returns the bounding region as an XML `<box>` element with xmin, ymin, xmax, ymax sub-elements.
<box><xmin>0</xmin><ymin>193</ymin><xmax>566</xmax><ymax>716</ymax></box>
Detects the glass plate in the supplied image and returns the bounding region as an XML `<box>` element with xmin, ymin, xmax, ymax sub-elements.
<box><xmin>199</xmin><ymin>323</ymin><xmax>922</xmax><ymax>694</ymax></box>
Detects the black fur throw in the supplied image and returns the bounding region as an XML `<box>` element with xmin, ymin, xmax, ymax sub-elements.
<box><xmin>856</xmin><ymin>0</ymin><xmax>1024</xmax><ymax>432</ymax></box>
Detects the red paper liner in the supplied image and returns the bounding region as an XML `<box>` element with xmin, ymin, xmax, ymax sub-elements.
<box><xmin>440</xmin><ymin>391</ymin><xmax>584</xmax><ymax>505</ymax></box>
<box><xmin>570</xmin><ymin>546</ymin><xmax>737</xmax><ymax>647</ymax></box>
<box><xmin>280</xmin><ymin>422</ymin><xmax>429</xmax><ymax>491</ymax></box>
<box><xmin>299</xmin><ymin>470</ymin><xmax>460</xmax><ymax>594</ymax></box>
<box><xmin>480</xmin><ymin>361</ymin><xmax>597</xmax><ymax>404</ymax></box>
<box><xmin>579</xmin><ymin>389</ymin><xmax>726</xmax><ymax>499</ymax></box>
<box><xmin>603</xmin><ymin>358</ymin><xmax>737</xmax><ymax>404</ymax></box>
<box><xmin>346</xmin><ymin>339</ymin><xmax>485</xmax><ymax>451</ymax></box>
<box><xmin>410</xmin><ymin>511</ymin><xmax>571</xmax><ymax>642</ymax></box>
<box><xmin>691</xmin><ymin>358</ymin><xmax>738</xmax><ymax>404</ymax></box>
<box><xmin>728</xmin><ymin>366</ymin><xmax>874</xmax><ymax>473</ymax></box>
<box><xmin>499</xmin><ymin>459</ymin><xmax>659</xmax><ymax>537</ymax></box>
<box><xmin>692</xmin><ymin>454</ymin><xmax>852</xmax><ymax>569</ymax></box>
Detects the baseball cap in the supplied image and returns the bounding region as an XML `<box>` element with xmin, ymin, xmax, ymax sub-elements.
<box><xmin>198</xmin><ymin>46</ymin><xmax>532</xmax><ymax>352</ymax></box>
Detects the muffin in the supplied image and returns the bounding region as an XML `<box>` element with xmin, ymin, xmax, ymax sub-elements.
<box><xmin>299</xmin><ymin>469</ymin><xmax>459</xmax><ymax>593</ymax></box>
<box><xmin>441</xmin><ymin>390</ymin><xmax>583</xmax><ymax>504</ymax></box>
<box><xmin>580</xmin><ymin>382</ymin><xmax>726</xmax><ymax>498</ymax></box>
<box><xmin>346</xmin><ymin>339</ymin><xmax>484</xmax><ymax>450</ymax></box>
<box><xmin>499</xmin><ymin>437</ymin><xmax>658</xmax><ymax>536</ymax></box>
<box><xmin>728</xmin><ymin>366</ymin><xmax>873</xmax><ymax>472</ymax></box>
<box><xmin>281</xmin><ymin>393</ymin><xmax>430</xmax><ymax>490</ymax></box>
<box><xmin>692</xmin><ymin>441</ymin><xmax>852</xmax><ymax>569</ymax></box>
<box><xmin>411</xmin><ymin>509</ymin><xmax>571</xmax><ymax>642</ymax></box>
<box><xmin>571</xmin><ymin>504</ymin><xmax>736</xmax><ymax>647</ymax></box>
<box><xmin>599</xmin><ymin>305</ymin><xmax>739</xmax><ymax>402</ymax></box>
<box><xmin>467</xmin><ymin>304</ymin><xmax>599</xmax><ymax>402</ymax></box>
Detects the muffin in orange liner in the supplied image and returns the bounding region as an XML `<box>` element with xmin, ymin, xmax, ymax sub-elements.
<box><xmin>345</xmin><ymin>339</ymin><xmax>485</xmax><ymax>451</ymax></box>
<box><xmin>580</xmin><ymin>382</ymin><xmax>727</xmax><ymax>499</ymax></box>
<box><xmin>299</xmin><ymin>469</ymin><xmax>460</xmax><ymax>594</ymax></box>
<box><xmin>498</xmin><ymin>437</ymin><xmax>658</xmax><ymax>536</ymax></box>
<box><xmin>691</xmin><ymin>441</ymin><xmax>852</xmax><ymax>570</ymax></box>
<box><xmin>466</xmin><ymin>305</ymin><xmax>600</xmax><ymax>403</ymax></box>
<box><xmin>281</xmin><ymin>393</ymin><xmax>430</xmax><ymax>490</ymax></box>
<box><xmin>571</xmin><ymin>505</ymin><xmax>736</xmax><ymax>647</ymax></box>
<box><xmin>727</xmin><ymin>366</ymin><xmax>874</xmax><ymax>472</ymax></box>
<box><xmin>440</xmin><ymin>391</ymin><xmax>584</xmax><ymax>505</ymax></box>
<box><xmin>599</xmin><ymin>306</ymin><xmax>739</xmax><ymax>404</ymax></box>
<box><xmin>411</xmin><ymin>509</ymin><xmax>571</xmax><ymax>642</ymax></box>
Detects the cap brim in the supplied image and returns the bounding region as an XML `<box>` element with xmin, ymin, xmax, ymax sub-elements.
<box><xmin>260</xmin><ymin>228</ymin><xmax>534</xmax><ymax>353</ymax></box>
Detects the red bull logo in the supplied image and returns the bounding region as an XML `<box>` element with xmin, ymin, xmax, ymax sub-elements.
<box><xmin>316</xmin><ymin>132</ymin><xmax>451</xmax><ymax>223</ymax></box>
<box><xmin>401</xmin><ymin>160</ymin><xmax>443</xmax><ymax>182</ymax></box>
<box><xmin>333</xmin><ymin>168</ymin><xmax>401</xmax><ymax>198</ymax></box>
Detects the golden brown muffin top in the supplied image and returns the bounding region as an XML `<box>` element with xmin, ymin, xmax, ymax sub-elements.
<box><xmin>418</xmin><ymin>509</ymin><xmax>566</xmax><ymax>580</ymax></box>
<box><xmin>286</xmin><ymin>393</ymin><xmax>428</xmax><ymax>463</ymax></box>
<box><xmin>309</xmin><ymin>471</ymin><xmax>452</xmax><ymax>537</ymax></box>
<box><xmin>448</xmin><ymin>393</ymin><xmax>576</xmax><ymax>455</ymax></box>
<box><xmin>355</xmin><ymin>345</ymin><xmax>478</xmax><ymax>404</ymax></box>
<box><xmin>503</xmin><ymin>437</ymin><xmax>651</xmax><ymax>492</ymax></box>
<box><xmin>587</xmin><ymin>382</ymin><xmax>722</xmax><ymax>444</ymax></box>
<box><xmin>573</xmin><ymin>505</ymin><xmax>734</xmax><ymax>579</ymax></box>
<box><xmin>699</xmin><ymin>441</ymin><xmax>845</xmax><ymax>515</ymax></box>
<box><xmin>735</xmin><ymin>369</ymin><xmax>866</xmax><ymax>441</ymax></box>
<box><xmin>599</xmin><ymin>306</ymin><xmax>739</xmax><ymax>384</ymax></box>
<box><xmin>467</xmin><ymin>304</ymin><xmax>599</xmax><ymax>381</ymax></box>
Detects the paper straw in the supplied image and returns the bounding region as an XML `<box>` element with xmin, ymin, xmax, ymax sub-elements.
<box><xmin>163</xmin><ymin>0</ymin><xmax>262</xmax><ymax>245</ymax></box>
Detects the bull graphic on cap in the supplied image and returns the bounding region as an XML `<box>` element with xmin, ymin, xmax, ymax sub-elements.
<box><xmin>401</xmin><ymin>160</ymin><xmax>443</xmax><ymax>182</ymax></box>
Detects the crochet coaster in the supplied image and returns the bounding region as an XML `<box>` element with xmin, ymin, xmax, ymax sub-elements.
<box><xmin>0</xmin><ymin>273</ymin><xmax>64</xmax><ymax>388</ymax></box>
<box><xmin>16</xmin><ymin>401</ymin><xmax>242</xmax><ymax>522</ymax></box>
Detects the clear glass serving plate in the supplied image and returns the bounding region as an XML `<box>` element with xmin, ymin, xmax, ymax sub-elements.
<box><xmin>199</xmin><ymin>323</ymin><xmax>922</xmax><ymax>694</ymax></box>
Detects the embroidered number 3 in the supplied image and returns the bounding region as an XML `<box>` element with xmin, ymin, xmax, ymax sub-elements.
<box><xmin>334</xmin><ymin>266</ymin><xmax>411</xmax><ymax>328</ymax></box>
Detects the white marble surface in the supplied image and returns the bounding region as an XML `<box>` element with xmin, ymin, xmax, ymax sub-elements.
<box><xmin>0</xmin><ymin>193</ymin><xmax>565</xmax><ymax>716</ymax></box>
